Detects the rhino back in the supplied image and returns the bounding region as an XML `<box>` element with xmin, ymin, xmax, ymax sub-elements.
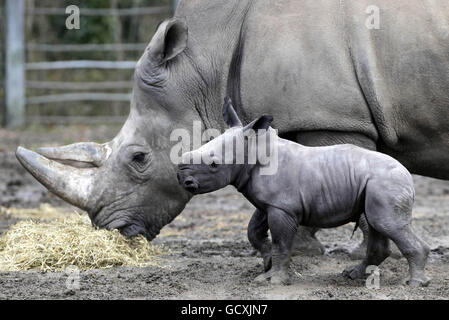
<box><xmin>238</xmin><ymin>0</ymin><xmax>449</xmax><ymax>178</ymax></box>
<box><xmin>345</xmin><ymin>0</ymin><xmax>449</xmax><ymax>178</ymax></box>
<box><xmin>240</xmin><ymin>0</ymin><xmax>376</xmax><ymax>138</ymax></box>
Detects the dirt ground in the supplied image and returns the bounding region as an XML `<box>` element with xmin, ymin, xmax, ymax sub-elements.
<box><xmin>1</xmin><ymin>126</ymin><xmax>449</xmax><ymax>300</ymax></box>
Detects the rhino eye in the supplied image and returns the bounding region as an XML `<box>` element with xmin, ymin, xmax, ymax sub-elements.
<box><xmin>132</xmin><ymin>152</ymin><xmax>147</xmax><ymax>163</ymax></box>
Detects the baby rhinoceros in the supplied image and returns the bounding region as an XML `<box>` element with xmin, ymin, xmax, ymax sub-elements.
<box><xmin>177</xmin><ymin>97</ymin><xmax>430</xmax><ymax>287</ymax></box>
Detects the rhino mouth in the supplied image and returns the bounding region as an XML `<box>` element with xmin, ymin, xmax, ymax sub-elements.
<box><xmin>95</xmin><ymin>212</ymin><xmax>147</xmax><ymax>239</ymax></box>
<box><xmin>118</xmin><ymin>224</ymin><xmax>148</xmax><ymax>238</ymax></box>
<box><xmin>90</xmin><ymin>202</ymin><xmax>152</xmax><ymax>239</ymax></box>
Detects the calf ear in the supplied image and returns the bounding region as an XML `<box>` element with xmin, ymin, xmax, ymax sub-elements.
<box><xmin>147</xmin><ymin>18</ymin><xmax>188</xmax><ymax>63</ymax></box>
<box><xmin>243</xmin><ymin>115</ymin><xmax>273</xmax><ymax>134</ymax></box>
<box><xmin>222</xmin><ymin>97</ymin><xmax>243</xmax><ymax>127</ymax></box>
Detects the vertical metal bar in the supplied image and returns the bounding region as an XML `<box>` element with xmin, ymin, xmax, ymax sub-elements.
<box><xmin>4</xmin><ymin>0</ymin><xmax>25</xmax><ymax>127</ymax></box>
<box><xmin>173</xmin><ymin>0</ymin><xmax>180</xmax><ymax>14</ymax></box>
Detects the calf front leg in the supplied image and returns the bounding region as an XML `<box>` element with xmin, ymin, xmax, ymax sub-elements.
<box><xmin>248</xmin><ymin>209</ymin><xmax>272</xmax><ymax>273</ymax></box>
<box><xmin>267</xmin><ymin>207</ymin><xmax>298</xmax><ymax>285</ymax></box>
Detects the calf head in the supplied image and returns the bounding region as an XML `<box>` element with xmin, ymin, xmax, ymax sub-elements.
<box><xmin>177</xmin><ymin>97</ymin><xmax>274</xmax><ymax>194</ymax></box>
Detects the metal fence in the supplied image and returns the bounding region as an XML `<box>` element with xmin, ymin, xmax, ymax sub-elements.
<box><xmin>2</xmin><ymin>0</ymin><xmax>179</xmax><ymax>127</ymax></box>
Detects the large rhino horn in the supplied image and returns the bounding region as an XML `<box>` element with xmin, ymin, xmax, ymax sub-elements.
<box><xmin>15</xmin><ymin>146</ymin><xmax>102</xmax><ymax>210</ymax></box>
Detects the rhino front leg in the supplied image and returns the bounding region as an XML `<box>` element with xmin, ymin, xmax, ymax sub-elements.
<box><xmin>247</xmin><ymin>209</ymin><xmax>272</xmax><ymax>277</ymax></box>
<box><xmin>291</xmin><ymin>226</ymin><xmax>325</xmax><ymax>256</ymax></box>
<box><xmin>266</xmin><ymin>207</ymin><xmax>297</xmax><ymax>285</ymax></box>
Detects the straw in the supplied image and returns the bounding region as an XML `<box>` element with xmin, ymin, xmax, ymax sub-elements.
<box><xmin>0</xmin><ymin>208</ymin><xmax>166</xmax><ymax>272</ymax></box>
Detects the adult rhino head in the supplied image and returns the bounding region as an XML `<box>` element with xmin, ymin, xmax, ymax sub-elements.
<box><xmin>16</xmin><ymin>9</ymin><xmax>235</xmax><ymax>239</ymax></box>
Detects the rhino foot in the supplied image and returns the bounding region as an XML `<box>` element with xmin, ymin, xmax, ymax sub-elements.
<box><xmin>405</xmin><ymin>275</ymin><xmax>431</xmax><ymax>287</ymax></box>
<box><xmin>253</xmin><ymin>269</ymin><xmax>273</xmax><ymax>283</ymax></box>
<box><xmin>291</xmin><ymin>227</ymin><xmax>325</xmax><ymax>256</ymax></box>
<box><xmin>343</xmin><ymin>263</ymin><xmax>367</xmax><ymax>280</ymax></box>
<box><xmin>270</xmin><ymin>271</ymin><xmax>290</xmax><ymax>285</ymax></box>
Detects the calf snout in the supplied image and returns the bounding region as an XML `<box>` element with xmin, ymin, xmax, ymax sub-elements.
<box><xmin>183</xmin><ymin>176</ymin><xmax>198</xmax><ymax>187</ymax></box>
<box><xmin>177</xmin><ymin>165</ymin><xmax>200</xmax><ymax>192</ymax></box>
<box><xmin>180</xmin><ymin>175</ymin><xmax>199</xmax><ymax>192</ymax></box>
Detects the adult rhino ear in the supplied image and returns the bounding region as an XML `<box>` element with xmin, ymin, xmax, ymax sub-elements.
<box><xmin>147</xmin><ymin>18</ymin><xmax>188</xmax><ymax>63</ymax></box>
<box><xmin>243</xmin><ymin>115</ymin><xmax>274</xmax><ymax>134</ymax></box>
<box><xmin>222</xmin><ymin>97</ymin><xmax>242</xmax><ymax>127</ymax></box>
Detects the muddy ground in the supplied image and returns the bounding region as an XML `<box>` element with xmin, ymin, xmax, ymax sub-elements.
<box><xmin>0</xmin><ymin>126</ymin><xmax>449</xmax><ymax>300</ymax></box>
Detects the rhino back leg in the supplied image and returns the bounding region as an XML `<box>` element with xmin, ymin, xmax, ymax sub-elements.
<box><xmin>284</xmin><ymin>130</ymin><xmax>377</xmax><ymax>257</ymax></box>
<box><xmin>361</xmin><ymin>179</ymin><xmax>430</xmax><ymax>287</ymax></box>
<box><xmin>343</xmin><ymin>223</ymin><xmax>391</xmax><ymax>280</ymax></box>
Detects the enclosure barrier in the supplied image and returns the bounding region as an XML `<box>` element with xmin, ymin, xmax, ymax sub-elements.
<box><xmin>2</xmin><ymin>0</ymin><xmax>180</xmax><ymax>127</ymax></box>
<box><xmin>4</xmin><ymin>0</ymin><xmax>25</xmax><ymax>127</ymax></box>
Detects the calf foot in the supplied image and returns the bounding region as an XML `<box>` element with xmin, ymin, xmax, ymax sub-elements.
<box><xmin>343</xmin><ymin>263</ymin><xmax>367</xmax><ymax>280</ymax></box>
<box><xmin>253</xmin><ymin>269</ymin><xmax>273</xmax><ymax>283</ymax></box>
<box><xmin>270</xmin><ymin>270</ymin><xmax>290</xmax><ymax>285</ymax></box>
<box><xmin>406</xmin><ymin>274</ymin><xmax>431</xmax><ymax>287</ymax></box>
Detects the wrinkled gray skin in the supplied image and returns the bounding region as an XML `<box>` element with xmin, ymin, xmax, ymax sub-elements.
<box><xmin>16</xmin><ymin>0</ymin><xmax>449</xmax><ymax>253</ymax></box>
<box><xmin>178</xmin><ymin>99</ymin><xmax>431</xmax><ymax>286</ymax></box>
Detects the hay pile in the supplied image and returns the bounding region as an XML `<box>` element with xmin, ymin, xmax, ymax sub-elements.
<box><xmin>0</xmin><ymin>209</ymin><xmax>166</xmax><ymax>272</ymax></box>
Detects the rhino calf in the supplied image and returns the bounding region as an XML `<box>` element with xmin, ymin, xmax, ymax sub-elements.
<box><xmin>178</xmin><ymin>98</ymin><xmax>430</xmax><ymax>287</ymax></box>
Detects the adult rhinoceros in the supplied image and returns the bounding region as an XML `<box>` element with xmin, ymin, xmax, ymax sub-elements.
<box><xmin>16</xmin><ymin>0</ymin><xmax>449</xmax><ymax>255</ymax></box>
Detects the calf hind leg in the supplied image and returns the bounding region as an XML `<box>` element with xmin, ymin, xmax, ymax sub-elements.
<box><xmin>363</xmin><ymin>185</ymin><xmax>430</xmax><ymax>287</ymax></box>
<box><xmin>343</xmin><ymin>224</ymin><xmax>391</xmax><ymax>280</ymax></box>
<box><xmin>386</xmin><ymin>226</ymin><xmax>430</xmax><ymax>287</ymax></box>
